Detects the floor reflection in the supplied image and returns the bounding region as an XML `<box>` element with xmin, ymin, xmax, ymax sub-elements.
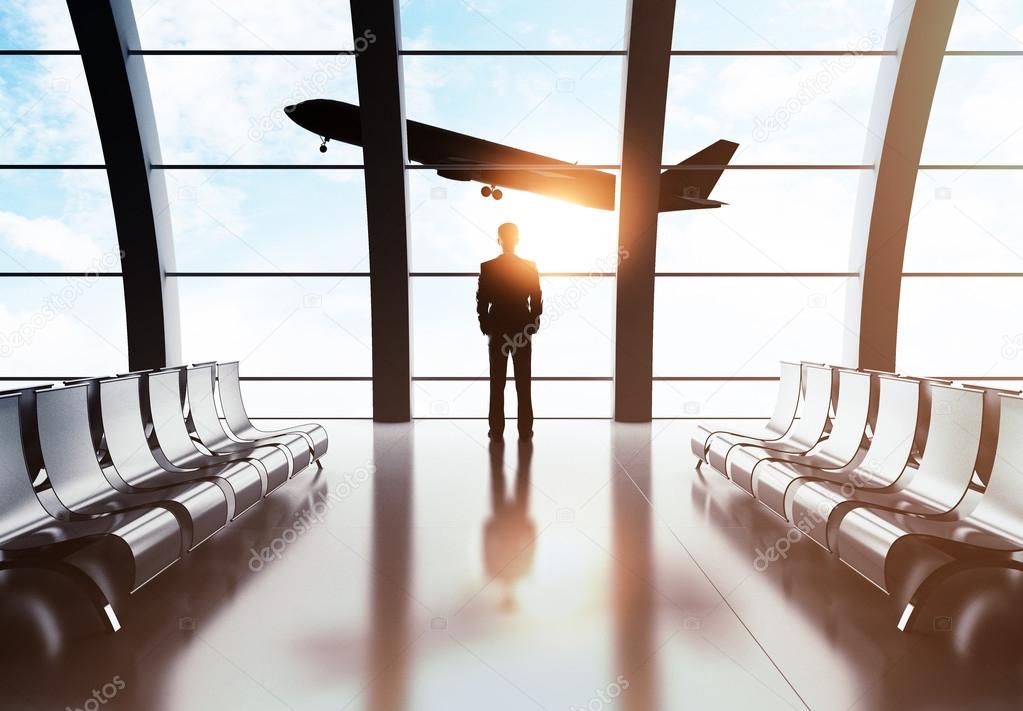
<box><xmin>483</xmin><ymin>440</ymin><xmax>536</xmax><ymax>611</ymax></box>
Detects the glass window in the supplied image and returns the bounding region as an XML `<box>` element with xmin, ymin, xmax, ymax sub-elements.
<box><xmin>408</xmin><ymin>169</ymin><xmax>621</xmax><ymax>273</ymax></box>
<box><xmin>664</xmin><ymin>56</ymin><xmax>882</xmax><ymax>164</ymax></box>
<box><xmin>403</xmin><ymin>56</ymin><xmax>624</xmax><ymax>166</ymax></box>
<box><xmin>174</xmin><ymin>276</ymin><xmax>372</xmax><ymax>376</ymax></box>
<box><xmin>0</xmin><ymin>170</ymin><xmax>120</xmax><ymax>273</ymax></box>
<box><xmin>897</xmin><ymin>277</ymin><xmax>1022</xmax><ymax>377</ymax></box>
<box><xmin>236</xmin><ymin>381</ymin><xmax>372</xmax><ymax>419</ymax></box>
<box><xmin>162</xmin><ymin>169</ymin><xmax>369</xmax><ymax>272</ymax></box>
<box><xmin>413</xmin><ymin>381</ymin><xmax>612</xmax><ymax>418</ymax></box>
<box><xmin>923</xmin><ymin>57</ymin><xmax>1023</xmax><ymax>164</ymax></box>
<box><xmin>906</xmin><ymin>170</ymin><xmax>1023</xmax><ymax>272</ymax></box>
<box><xmin>0</xmin><ymin>277</ymin><xmax>128</xmax><ymax>375</ymax></box>
<box><xmin>656</xmin><ymin>169</ymin><xmax>863</xmax><ymax>272</ymax></box>
<box><xmin>653</xmin><ymin>380</ymin><xmax>781</xmax><ymax>418</ymax></box>
<box><xmin>946</xmin><ymin>0</ymin><xmax>1023</xmax><ymax>50</ymax></box>
<box><xmin>143</xmin><ymin>56</ymin><xmax>362</xmax><ymax>165</ymax></box>
<box><xmin>129</xmin><ymin>1</ymin><xmax>355</xmax><ymax>51</ymax></box>
<box><xmin>412</xmin><ymin>276</ymin><xmax>614</xmax><ymax>378</ymax></box>
<box><xmin>672</xmin><ymin>0</ymin><xmax>895</xmax><ymax>50</ymax></box>
<box><xmin>653</xmin><ymin>276</ymin><xmax>853</xmax><ymax>377</ymax></box>
<box><xmin>0</xmin><ymin>1</ymin><xmax>78</xmax><ymax>50</ymax></box>
<box><xmin>400</xmin><ymin>0</ymin><xmax>628</xmax><ymax>50</ymax></box>
<box><xmin>0</xmin><ymin>57</ymin><xmax>104</xmax><ymax>165</ymax></box>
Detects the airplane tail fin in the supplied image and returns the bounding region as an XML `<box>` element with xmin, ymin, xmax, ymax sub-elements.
<box><xmin>659</xmin><ymin>140</ymin><xmax>739</xmax><ymax>211</ymax></box>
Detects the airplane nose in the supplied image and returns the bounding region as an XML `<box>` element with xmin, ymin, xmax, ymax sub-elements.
<box><xmin>284</xmin><ymin>104</ymin><xmax>297</xmax><ymax>113</ymax></box>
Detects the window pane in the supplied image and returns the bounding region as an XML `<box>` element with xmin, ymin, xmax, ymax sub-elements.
<box><xmin>665</xmin><ymin>56</ymin><xmax>881</xmax><ymax>164</ymax></box>
<box><xmin>672</xmin><ymin>0</ymin><xmax>894</xmax><ymax>50</ymax></box>
<box><xmin>656</xmin><ymin>169</ymin><xmax>862</xmax><ymax>272</ymax></box>
<box><xmin>0</xmin><ymin>277</ymin><xmax>128</xmax><ymax>375</ymax></box>
<box><xmin>403</xmin><ymin>56</ymin><xmax>624</xmax><ymax>165</ymax></box>
<box><xmin>923</xmin><ymin>58</ymin><xmax>1023</xmax><ymax>164</ymax></box>
<box><xmin>162</xmin><ymin>169</ymin><xmax>369</xmax><ymax>272</ymax></box>
<box><xmin>413</xmin><ymin>381</ymin><xmax>612</xmax><ymax>418</ymax></box>
<box><xmin>0</xmin><ymin>1</ymin><xmax>77</xmax><ymax>50</ymax></box>
<box><xmin>408</xmin><ymin>170</ymin><xmax>621</xmax><ymax>273</ymax></box>
<box><xmin>413</xmin><ymin>276</ymin><xmax>614</xmax><ymax>377</ymax></box>
<box><xmin>653</xmin><ymin>276</ymin><xmax>853</xmax><ymax>376</ymax></box>
<box><xmin>144</xmin><ymin>56</ymin><xmax>362</xmax><ymax>165</ymax></box>
<box><xmin>237</xmin><ymin>381</ymin><xmax>371</xmax><ymax>418</ymax></box>
<box><xmin>906</xmin><ymin>170</ymin><xmax>1023</xmax><ymax>272</ymax></box>
<box><xmin>175</xmin><ymin>276</ymin><xmax>371</xmax><ymax>376</ymax></box>
<box><xmin>0</xmin><ymin>57</ymin><xmax>104</xmax><ymax>165</ymax></box>
<box><xmin>653</xmin><ymin>380</ymin><xmax>780</xmax><ymax>418</ymax></box>
<box><xmin>130</xmin><ymin>1</ymin><xmax>354</xmax><ymax>50</ymax></box>
<box><xmin>897</xmin><ymin>277</ymin><xmax>1021</xmax><ymax>376</ymax></box>
<box><xmin>400</xmin><ymin>0</ymin><xmax>628</xmax><ymax>50</ymax></box>
<box><xmin>0</xmin><ymin>170</ymin><xmax>120</xmax><ymax>273</ymax></box>
<box><xmin>946</xmin><ymin>0</ymin><xmax>1023</xmax><ymax>50</ymax></box>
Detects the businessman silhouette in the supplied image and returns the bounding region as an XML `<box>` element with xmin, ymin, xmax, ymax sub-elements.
<box><xmin>476</xmin><ymin>223</ymin><xmax>543</xmax><ymax>441</ymax></box>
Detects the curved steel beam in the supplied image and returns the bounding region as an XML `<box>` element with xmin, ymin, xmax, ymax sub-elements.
<box><xmin>847</xmin><ymin>0</ymin><xmax>958</xmax><ymax>371</ymax></box>
<box><xmin>351</xmin><ymin>0</ymin><xmax>413</xmax><ymax>422</ymax></box>
<box><xmin>67</xmin><ymin>0</ymin><xmax>180</xmax><ymax>370</ymax></box>
<box><xmin>614</xmin><ymin>0</ymin><xmax>677</xmax><ymax>422</ymax></box>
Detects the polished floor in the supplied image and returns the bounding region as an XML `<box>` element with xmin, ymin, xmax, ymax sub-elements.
<box><xmin>2</xmin><ymin>419</ymin><xmax>1022</xmax><ymax>711</ymax></box>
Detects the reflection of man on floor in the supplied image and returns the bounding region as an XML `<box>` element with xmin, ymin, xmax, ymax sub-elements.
<box><xmin>484</xmin><ymin>440</ymin><xmax>535</xmax><ymax>611</ymax></box>
<box><xmin>476</xmin><ymin>223</ymin><xmax>543</xmax><ymax>441</ymax></box>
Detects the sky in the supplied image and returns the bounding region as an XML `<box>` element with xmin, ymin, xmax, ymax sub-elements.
<box><xmin>0</xmin><ymin>0</ymin><xmax>1021</xmax><ymax>415</ymax></box>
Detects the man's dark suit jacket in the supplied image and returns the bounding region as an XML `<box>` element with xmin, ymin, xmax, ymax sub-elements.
<box><xmin>476</xmin><ymin>254</ymin><xmax>543</xmax><ymax>337</ymax></box>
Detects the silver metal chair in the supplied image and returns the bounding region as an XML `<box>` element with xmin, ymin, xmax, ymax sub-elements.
<box><xmin>146</xmin><ymin>369</ymin><xmax>291</xmax><ymax>493</ymax></box>
<box><xmin>0</xmin><ymin>393</ymin><xmax>182</xmax><ymax>631</ymax></box>
<box><xmin>791</xmin><ymin>383</ymin><xmax>983</xmax><ymax>554</ymax></box>
<box><xmin>757</xmin><ymin>373</ymin><xmax>920</xmax><ymax>523</ymax></box>
<box><xmin>706</xmin><ymin>363</ymin><xmax>833</xmax><ymax>479</ymax></box>
<box><xmin>35</xmin><ymin>384</ymin><xmax>229</xmax><ymax>553</ymax></box>
<box><xmin>836</xmin><ymin>387</ymin><xmax>1016</xmax><ymax>595</ymax></box>
<box><xmin>99</xmin><ymin>375</ymin><xmax>265</xmax><ymax>521</ymax></box>
<box><xmin>185</xmin><ymin>364</ymin><xmax>313</xmax><ymax>476</ymax></box>
<box><xmin>216</xmin><ymin>361</ymin><xmax>328</xmax><ymax>462</ymax></box>
<box><xmin>728</xmin><ymin>367</ymin><xmax>873</xmax><ymax>495</ymax></box>
<box><xmin>690</xmin><ymin>361</ymin><xmax>801</xmax><ymax>464</ymax></box>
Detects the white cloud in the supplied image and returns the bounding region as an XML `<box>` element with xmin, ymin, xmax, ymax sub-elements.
<box><xmin>0</xmin><ymin>210</ymin><xmax>106</xmax><ymax>270</ymax></box>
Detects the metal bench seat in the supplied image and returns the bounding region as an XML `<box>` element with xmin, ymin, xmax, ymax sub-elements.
<box><xmin>146</xmin><ymin>369</ymin><xmax>292</xmax><ymax>494</ymax></box>
<box><xmin>185</xmin><ymin>364</ymin><xmax>313</xmax><ymax>477</ymax></box>
<box><xmin>99</xmin><ymin>375</ymin><xmax>265</xmax><ymax>521</ymax></box>
<box><xmin>35</xmin><ymin>384</ymin><xmax>230</xmax><ymax>553</ymax></box>
<box><xmin>755</xmin><ymin>374</ymin><xmax>920</xmax><ymax>522</ymax></box>
<box><xmin>836</xmin><ymin>388</ymin><xmax>1023</xmax><ymax>596</ymax></box>
<box><xmin>690</xmin><ymin>361</ymin><xmax>801</xmax><ymax>464</ymax></box>
<box><xmin>216</xmin><ymin>361</ymin><xmax>328</xmax><ymax>462</ymax></box>
<box><xmin>788</xmin><ymin>384</ymin><xmax>983</xmax><ymax>555</ymax></box>
<box><xmin>728</xmin><ymin>368</ymin><xmax>873</xmax><ymax>495</ymax></box>
<box><xmin>705</xmin><ymin>363</ymin><xmax>835</xmax><ymax>478</ymax></box>
<box><xmin>0</xmin><ymin>393</ymin><xmax>183</xmax><ymax>631</ymax></box>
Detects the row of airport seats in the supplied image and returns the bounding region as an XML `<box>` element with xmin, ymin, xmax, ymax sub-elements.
<box><xmin>0</xmin><ymin>360</ymin><xmax>327</xmax><ymax>632</ymax></box>
<box><xmin>691</xmin><ymin>362</ymin><xmax>1023</xmax><ymax>632</ymax></box>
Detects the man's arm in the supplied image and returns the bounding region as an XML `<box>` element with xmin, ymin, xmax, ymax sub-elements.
<box><xmin>529</xmin><ymin>261</ymin><xmax>542</xmax><ymax>331</ymax></box>
<box><xmin>476</xmin><ymin>265</ymin><xmax>491</xmax><ymax>335</ymax></box>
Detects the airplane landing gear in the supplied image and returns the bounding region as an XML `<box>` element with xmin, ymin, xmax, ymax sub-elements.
<box><xmin>492</xmin><ymin>188</ymin><xmax>503</xmax><ymax>200</ymax></box>
<box><xmin>319</xmin><ymin>137</ymin><xmax>329</xmax><ymax>153</ymax></box>
<box><xmin>481</xmin><ymin>185</ymin><xmax>503</xmax><ymax>200</ymax></box>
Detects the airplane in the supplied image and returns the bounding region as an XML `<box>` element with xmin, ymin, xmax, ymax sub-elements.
<box><xmin>284</xmin><ymin>99</ymin><xmax>738</xmax><ymax>212</ymax></box>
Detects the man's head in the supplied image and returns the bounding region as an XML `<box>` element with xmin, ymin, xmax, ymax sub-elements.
<box><xmin>498</xmin><ymin>223</ymin><xmax>519</xmax><ymax>254</ymax></box>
